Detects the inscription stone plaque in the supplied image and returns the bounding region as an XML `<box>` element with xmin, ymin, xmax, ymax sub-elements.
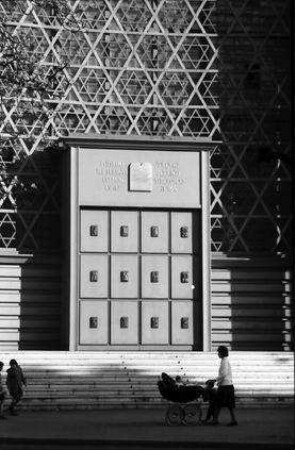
<box><xmin>129</xmin><ymin>162</ymin><xmax>152</xmax><ymax>192</ymax></box>
<box><xmin>79</xmin><ymin>149</ymin><xmax>201</xmax><ymax>208</ymax></box>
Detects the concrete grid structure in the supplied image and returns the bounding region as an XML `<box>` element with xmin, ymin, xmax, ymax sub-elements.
<box><xmin>0</xmin><ymin>0</ymin><xmax>292</xmax><ymax>352</ymax></box>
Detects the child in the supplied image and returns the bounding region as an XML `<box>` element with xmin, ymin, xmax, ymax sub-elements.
<box><xmin>202</xmin><ymin>379</ymin><xmax>217</xmax><ymax>423</ymax></box>
<box><xmin>6</xmin><ymin>359</ymin><xmax>27</xmax><ymax>416</ymax></box>
<box><xmin>175</xmin><ymin>375</ymin><xmax>184</xmax><ymax>386</ymax></box>
<box><xmin>0</xmin><ymin>361</ymin><xmax>7</xmax><ymax>419</ymax></box>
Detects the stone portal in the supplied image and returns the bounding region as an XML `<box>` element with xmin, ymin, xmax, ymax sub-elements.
<box><xmin>65</xmin><ymin>135</ymin><xmax>212</xmax><ymax>351</ymax></box>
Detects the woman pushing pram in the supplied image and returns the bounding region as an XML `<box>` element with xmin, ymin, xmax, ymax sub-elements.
<box><xmin>158</xmin><ymin>346</ymin><xmax>238</xmax><ymax>426</ymax></box>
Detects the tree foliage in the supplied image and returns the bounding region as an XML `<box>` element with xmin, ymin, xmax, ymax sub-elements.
<box><xmin>0</xmin><ymin>0</ymin><xmax>75</xmax><ymax>154</ymax></box>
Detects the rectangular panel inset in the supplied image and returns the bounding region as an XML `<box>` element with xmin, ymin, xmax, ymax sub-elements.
<box><xmin>150</xmin><ymin>317</ymin><xmax>159</xmax><ymax>329</ymax></box>
<box><xmin>150</xmin><ymin>226</ymin><xmax>159</xmax><ymax>237</ymax></box>
<box><xmin>120</xmin><ymin>225</ymin><xmax>129</xmax><ymax>237</ymax></box>
<box><xmin>111</xmin><ymin>255</ymin><xmax>138</xmax><ymax>298</ymax></box>
<box><xmin>111</xmin><ymin>211</ymin><xmax>138</xmax><ymax>253</ymax></box>
<box><xmin>180</xmin><ymin>271</ymin><xmax>189</xmax><ymax>284</ymax></box>
<box><xmin>171</xmin><ymin>301</ymin><xmax>193</xmax><ymax>345</ymax></box>
<box><xmin>150</xmin><ymin>271</ymin><xmax>159</xmax><ymax>283</ymax></box>
<box><xmin>90</xmin><ymin>225</ymin><xmax>98</xmax><ymax>237</ymax></box>
<box><xmin>181</xmin><ymin>317</ymin><xmax>189</xmax><ymax>329</ymax></box>
<box><xmin>111</xmin><ymin>301</ymin><xmax>138</xmax><ymax>344</ymax></box>
<box><xmin>141</xmin><ymin>301</ymin><xmax>168</xmax><ymax>344</ymax></box>
<box><xmin>141</xmin><ymin>212</ymin><xmax>168</xmax><ymax>253</ymax></box>
<box><xmin>171</xmin><ymin>212</ymin><xmax>193</xmax><ymax>253</ymax></box>
<box><xmin>120</xmin><ymin>271</ymin><xmax>129</xmax><ymax>283</ymax></box>
<box><xmin>120</xmin><ymin>316</ymin><xmax>129</xmax><ymax>329</ymax></box>
<box><xmin>80</xmin><ymin>254</ymin><xmax>108</xmax><ymax>298</ymax></box>
<box><xmin>80</xmin><ymin>210</ymin><xmax>108</xmax><ymax>252</ymax></box>
<box><xmin>89</xmin><ymin>317</ymin><xmax>98</xmax><ymax>329</ymax></box>
<box><xmin>80</xmin><ymin>301</ymin><xmax>108</xmax><ymax>344</ymax></box>
<box><xmin>180</xmin><ymin>226</ymin><xmax>189</xmax><ymax>238</ymax></box>
<box><xmin>171</xmin><ymin>256</ymin><xmax>193</xmax><ymax>299</ymax></box>
<box><xmin>89</xmin><ymin>270</ymin><xmax>98</xmax><ymax>283</ymax></box>
<box><xmin>142</xmin><ymin>255</ymin><xmax>168</xmax><ymax>298</ymax></box>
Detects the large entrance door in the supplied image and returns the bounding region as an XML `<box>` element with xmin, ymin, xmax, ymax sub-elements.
<box><xmin>78</xmin><ymin>208</ymin><xmax>200</xmax><ymax>349</ymax></box>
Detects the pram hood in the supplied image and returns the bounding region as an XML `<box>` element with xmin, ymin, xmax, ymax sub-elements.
<box><xmin>157</xmin><ymin>372</ymin><xmax>204</xmax><ymax>403</ymax></box>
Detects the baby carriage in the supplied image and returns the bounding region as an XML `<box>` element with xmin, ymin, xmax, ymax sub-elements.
<box><xmin>157</xmin><ymin>372</ymin><xmax>205</xmax><ymax>425</ymax></box>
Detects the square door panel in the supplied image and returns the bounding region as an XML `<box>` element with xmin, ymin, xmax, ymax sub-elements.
<box><xmin>171</xmin><ymin>212</ymin><xmax>193</xmax><ymax>254</ymax></box>
<box><xmin>80</xmin><ymin>254</ymin><xmax>108</xmax><ymax>298</ymax></box>
<box><xmin>111</xmin><ymin>255</ymin><xmax>138</xmax><ymax>298</ymax></box>
<box><xmin>79</xmin><ymin>301</ymin><xmax>108</xmax><ymax>345</ymax></box>
<box><xmin>141</xmin><ymin>301</ymin><xmax>169</xmax><ymax>344</ymax></box>
<box><xmin>141</xmin><ymin>211</ymin><xmax>168</xmax><ymax>253</ymax></box>
<box><xmin>80</xmin><ymin>210</ymin><xmax>108</xmax><ymax>252</ymax></box>
<box><xmin>111</xmin><ymin>301</ymin><xmax>138</xmax><ymax>344</ymax></box>
<box><xmin>111</xmin><ymin>211</ymin><xmax>138</xmax><ymax>253</ymax></box>
<box><xmin>171</xmin><ymin>256</ymin><xmax>193</xmax><ymax>299</ymax></box>
<box><xmin>141</xmin><ymin>255</ymin><xmax>168</xmax><ymax>298</ymax></box>
<box><xmin>171</xmin><ymin>301</ymin><xmax>193</xmax><ymax>345</ymax></box>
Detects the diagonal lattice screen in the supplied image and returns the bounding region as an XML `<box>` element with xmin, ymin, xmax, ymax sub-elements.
<box><xmin>0</xmin><ymin>0</ymin><xmax>292</xmax><ymax>254</ymax></box>
<box><xmin>210</xmin><ymin>0</ymin><xmax>292</xmax><ymax>252</ymax></box>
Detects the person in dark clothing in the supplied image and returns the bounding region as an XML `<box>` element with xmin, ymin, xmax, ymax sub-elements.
<box><xmin>6</xmin><ymin>359</ymin><xmax>27</xmax><ymax>416</ymax></box>
<box><xmin>0</xmin><ymin>361</ymin><xmax>7</xmax><ymax>419</ymax></box>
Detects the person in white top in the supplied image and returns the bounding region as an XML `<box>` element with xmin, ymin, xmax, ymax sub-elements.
<box><xmin>211</xmin><ymin>346</ymin><xmax>238</xmax><ymax>426</ymax></box>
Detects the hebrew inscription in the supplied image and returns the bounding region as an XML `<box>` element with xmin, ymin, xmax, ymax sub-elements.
<box><xmin>94</xmin><ymin>160</ymin><xmax>186</xmax><ymax>193</ymax></box>
<box><xmin>95</xmin><ymin>161</ymin><xmax>127</xmax><ymax>191</ymax></box>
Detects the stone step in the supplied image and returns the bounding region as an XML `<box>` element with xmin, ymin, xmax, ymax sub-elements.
<box><xmin>1</xmin><ymin>351</ymin><xmax>293</xmax><ymax>410</ymax></box>
<box><xmin>1</xmin><ymin>350</ymin><xmax>292</xmax><ymax>358</ymax></box>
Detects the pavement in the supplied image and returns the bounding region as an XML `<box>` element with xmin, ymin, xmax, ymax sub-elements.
<box><xmin>0</xmin><ymin>405</ymin><xmax>294</xmax><ymax>450</ymax></box>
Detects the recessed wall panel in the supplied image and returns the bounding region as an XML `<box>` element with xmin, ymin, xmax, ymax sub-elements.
<box><xmin>111</xmin><ymin>210</ymin><xmax>138</xmax><ymax>253</ymax></box>
<box><xmin>171</xmin><ymin>255</ymin><xmax>194</xmax><ymax>299</ymax></box>
<box><xmin>111</xmin><ymin>255</ymin><xmax>138</xmax><ymax>298</ymax></box>
<box><xmin>171</xmin><ymin>301</ymin><xmax>193</xmax><ymax>345</ymax></box>
<box><xmin>80</xmin><ymin>254</ymin><xmax>108</xmax><ymax>298</ymax></box>
<box><xmin>111</xmin><ymin>301</ymin><xmax>138</xmax><ymax>344</ymax></box>
<box><xmin>171</xmin><ymin>212</ymin><xmax>193</xmax><ymax>253</ymax></box>
<box><xmin>141</xmin><ymin>255</ymin><xmax>168</xmax><ymax>298</ymax></box>
<box><xmin>80</xmin><ymin>301</ymin><xmax>108</xmax><ymax>345</ymax></box>
<box><xmin>141</xmin><ymin>211</ymin><xmax>168</xmax><ymax>253</ymax></box>
<box><xmin>141</xmin><ymin>301</ymin><xmax>169</xmax><ymax>344</ymax></box>
<box><xmin>80</xmin><ymin>210</ymin><xmax>108</xmax><ymax>252</ymax></box>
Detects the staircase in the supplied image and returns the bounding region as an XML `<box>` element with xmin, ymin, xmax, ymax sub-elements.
<box><xmin>1</xmin><ymin>352</ymin><xmax>293</xmax><ymax>410</ymax></box>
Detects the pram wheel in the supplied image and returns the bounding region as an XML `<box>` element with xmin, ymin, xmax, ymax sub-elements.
<box><xmin>165</xmin><ymin>404</ymin><xmax>184</xmax><ymax>425</ymax></box>
<box><xmin>183</xmin><ymin>403</ymin><xmax>202</xmax><ymax>425</ymax></box>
